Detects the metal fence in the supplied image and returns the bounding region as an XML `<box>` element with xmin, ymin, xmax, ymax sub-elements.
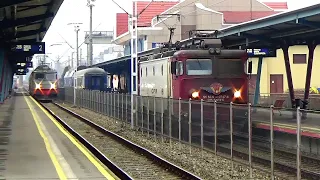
<box><xmin>59</xmin><ymin>87</ymin><xmax>315</xmax><ymax>180</ymax></box>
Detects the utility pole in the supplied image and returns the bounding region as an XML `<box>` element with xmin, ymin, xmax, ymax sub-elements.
<box><xmin>67</xmin><ymin>22</ymin><xmax>82</xmax><ymax>107</ymax></box>
<box><xmin>112</xmin><ymin>0</ymin><xmax>154</xmax><ymax>129</ymax></box>
<box><xmin>74</xmin><ymin>25</ymin><xmax>80</xmax><ymax>107</ymax></box>
<box><xmin>80</xmin><ymin>48</ymin><xmax>82</xmax><ymax>66</ymax></box>
<box><xmin>87</xmin><ymin>0</ymin><xmax>95</xmax><ymax>66</ymax></box>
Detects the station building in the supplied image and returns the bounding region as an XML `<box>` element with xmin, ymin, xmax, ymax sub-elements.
<box><xmin>249</xmin><ymin>46</ymin><xmax>320</xmax><ymax>95</ymax></box>
<box><xmin>112</xmin><ymin>0</ymin><xmax>287</xmax><ymax>55</ymax></box>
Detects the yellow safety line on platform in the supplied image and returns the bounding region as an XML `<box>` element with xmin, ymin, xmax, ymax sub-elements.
<box><xmin>29</xmin><ymin>96</ymin><xmax>117</xmax><ymax>180</ymax></box>
<box><xmin>24</xmin><ymin>96</ymin><xmax>67</xmax><ymax>180</ymax></box>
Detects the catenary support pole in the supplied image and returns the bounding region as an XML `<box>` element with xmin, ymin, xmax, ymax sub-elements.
<box><xmin>130</xmin><ymin>0</ymin><xmax>138</xmax><ymax>128</ymax></box>
<box><xmin>73</xmin><ymin>25</ymin><xmax>80</xmax><ymax>107</ymax></box>
<box><xmin>89</xmin><ymin>3</ymin><xmax>93</xmax><ymax>66</ymax></box>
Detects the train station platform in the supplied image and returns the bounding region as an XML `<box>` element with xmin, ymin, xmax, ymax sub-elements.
<box><xmin>0</xmin><ymin>88</ymin><xmax>116</xmax><ymax>179</ymax></box>
<box><xmin>252</xmin><ymin>108</ymin><xmax>320</xmax><ymax>138</ymax></box>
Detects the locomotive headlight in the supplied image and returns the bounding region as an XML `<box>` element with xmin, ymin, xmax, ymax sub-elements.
<box><xmin>35</xmin><ymin>83</ymin><xmax>41</xmax><ymax>89</ymax></box>
<box><xmin>50</xmin><ymin>83</ymin><xmax>56</xmax><ymax>89</ymax></box>
<box><xmin>191</xmin><ymin>91</ymin><xmax>200</xmax><ymax>99</ymax></box>
<box><xmin>234</xmin><ymin>90</ymin><xmax>241</xmax><ymax>98</ymax></box>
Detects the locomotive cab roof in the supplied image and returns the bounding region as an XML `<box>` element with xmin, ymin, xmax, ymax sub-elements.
<box><xmin>31</xmin><ymin>65</ymin><xmax>57</xmax><ymax>73</ymax></box>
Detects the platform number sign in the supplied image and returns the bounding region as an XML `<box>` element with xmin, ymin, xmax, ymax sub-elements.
<box><xmin>16</xmin><ymin>68</ymin><xmax>27</xmax><ymax>75</ymax></box>
<box><xmin>11</xmin><ymin>42</ymin><xmax>45</xmax><ymax>54</ymax></box>
<box><xmin>246</xmin><ymin>48</ymin><xmax>276</xmax><ymax>57</ymax></box>
<box><xmin>16</xmin><ymin>62</ymin><xmax>32</xmax><ymax>68</ymax></box>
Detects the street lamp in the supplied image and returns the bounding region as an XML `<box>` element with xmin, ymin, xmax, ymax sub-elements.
<box><xmin>87</xmin><ymin>0</ymin><xmax>95</xmax><ymax>66</ymax></box>
<box><xmin>68</xmin><ymin>22</ymin><xmax>82</xmax><ymax>107</ymax></box>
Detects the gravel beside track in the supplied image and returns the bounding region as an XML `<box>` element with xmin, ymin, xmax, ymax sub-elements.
<box><xmin>57</xmin><ymin>102</ymin><xmax>284</xmax><ymax>180</ymax></box>
<box><xmin>44</xmin><ymin>103</ymin><xmax>190</xmax><ymax>180</ymax></box>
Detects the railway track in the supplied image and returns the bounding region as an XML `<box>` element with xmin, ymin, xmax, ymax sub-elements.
<box><xmin>218</xmin><ymin>136</ymin><xmax>320</xmax><ymax>180</ymax></box>
<box><xmin>39</xmin><ymin>101</ymin><xmax>201</xmax><ymax>180</ymax></box>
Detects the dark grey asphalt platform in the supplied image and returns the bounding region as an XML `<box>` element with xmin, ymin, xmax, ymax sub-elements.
<box><xmin>0</xmin><ymin>89</ymin><xmax>115</xmax><ymax>180</ymax></box>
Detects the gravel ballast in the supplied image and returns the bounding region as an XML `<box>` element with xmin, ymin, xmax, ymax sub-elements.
<box><xmin>58</xmin><ymin>102</ymin><xmax>285</xmax><ymax>180</ymax></box>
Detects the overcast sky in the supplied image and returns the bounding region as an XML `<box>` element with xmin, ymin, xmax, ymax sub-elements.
<box><xmin>41</xmin><ymin>0</ymin><xmax>320</xmax><ymax>64</ymax></box>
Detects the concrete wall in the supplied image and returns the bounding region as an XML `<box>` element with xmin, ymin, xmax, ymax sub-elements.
<box><xmin>250</xmin><ymin>45</ymin><xmax>320</xmax><ymax>94</ymax></box>
<box><xmin>124</xmin><ymin>38</ymin><xmax>145</xmax><ymax>56</ymax></box>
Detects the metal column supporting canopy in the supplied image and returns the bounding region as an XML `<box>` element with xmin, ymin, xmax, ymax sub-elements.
<box><xmin>253</xmin><ymin>57</ymin><xmax>263</xmax><ymax>108</ymax></box>
<box><xmin>281</xmin><ymin>40</ymin><xmax>295</xmax><ymax>108</ymax></box>
<box><xmin>303</xmin><ymin>40</ymin><xmax>318</xmax><ymax>110</ymax></box>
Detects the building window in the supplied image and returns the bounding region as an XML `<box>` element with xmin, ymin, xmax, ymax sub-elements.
<box><xmin>293</xmin><ymin>54</ymin><xmax>307</xmax><ymax>64</ymax></box>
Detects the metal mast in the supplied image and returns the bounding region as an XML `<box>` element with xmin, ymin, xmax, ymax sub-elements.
<box><xmin>73</xmin><ymin>25</ymin><xmax>80</xmax><ymax>107</ymax></box>
<box><xmin>111</xmin><ymin>0</ymin><xmax>153</xmax><ymax>128</ymax></box>
<box><xmin>87</xmin><ymin>0</ymin><xmax>95</xmax><ymax>66</ymax></box>
<box><xmin>129</xmin><ymin>0</ymin><xmax>138</xmax><ymax>128</ymax></box>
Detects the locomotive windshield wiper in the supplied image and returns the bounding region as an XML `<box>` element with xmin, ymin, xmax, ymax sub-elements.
<box><xmin>196</xmin><ymin>59</ymin><xmax>203</xmax><ymax>69</ymax></box>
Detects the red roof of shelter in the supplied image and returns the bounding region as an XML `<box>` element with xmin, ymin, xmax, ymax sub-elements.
<box><xmin>221</xmin><ymin>11</ymin><xmax>279</xmax><ymax>24</ymax></box>
<box><xmin>263</xmin><ymin>2</ymin><xmax>288</xmax><ymax>10</ymax></box>
<box><xmin>116</xmin><ymin>1</ymin><xmax>177</xmax><ymax>37</ymax></box>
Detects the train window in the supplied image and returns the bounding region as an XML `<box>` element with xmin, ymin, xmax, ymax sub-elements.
<box><xmin>161</xmin><ymin>65</ymin><xmax>164</xmax><ymax>76</ymax></box>
<box><xmin>35</xmin><ymin>73</ymin><xmax>44</xmax><ymax>79</ymax></box>
<box><xmin>153</xmin><ymin>66</ymin><xmax>155</xmax><ymax>76</ymax></box>
<box><xmin>46</xmin><ymin>73</ymin><xmax>57</xmax><ymax>80</ymax></box>
<box><xmin>217</xmin><ymin>59</ymin><xmax>243</xmax><ymax>76</ymax></box>
<box><xmin>175</xmin><ymin>61</ymin><xmax>183</xmax><ymax>75</ymax></box>
<box><xmin>141</xmin><ymin>68</ymin><xmax>143</xmax><ymax>77</ymax></box>
<box><xmin>186</xmin><ymin>59</ymin><xmax>212</xmax><ymax>75</ymax></box>
<box><xmin>146</xmin><ymin>67</ymin><xmax>148</xmax><ymax>77</ymax></box>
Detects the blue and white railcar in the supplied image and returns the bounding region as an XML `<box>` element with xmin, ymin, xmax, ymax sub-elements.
<box><xmin>64</xmin><ymin>67</ymin><xmax>109</xmax><ymax>91</ymax></box>
<box><xmin>75</xmin><ymin>67</ymin><xmax>108</xmax><ymax>91</ymax></box>
<box><xmin>64</xmin><ymin>70</ymin><xmax>74</xmax><ymax>87</ymax></box>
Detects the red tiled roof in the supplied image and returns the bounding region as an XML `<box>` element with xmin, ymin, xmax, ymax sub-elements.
<box><xmin>115</xmin><ymin>1</ymin><xmax>177</xmax><ymax>37</ymax></box>
<box><xmin>116</xmin><ymin>13</ymin><xmax>128</xmax><ymax>37</ymax></box>
<box><xmin>221</xmin><ymin>11</ymin><xmax>280</xmax><ymax>24</ymax></box>
<box><xmin>263</xmin><ymin>2</ymin><xmax>288</xmax><ymax>10</ymax></box>
<box><xmin>133</xmin><ymin>1</ymin><xmax>177</xmax><ymax>27</ymax></box>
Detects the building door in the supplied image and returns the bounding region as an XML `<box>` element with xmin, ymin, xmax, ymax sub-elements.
<box><xmin>270</xmin><ymin>74</ymin><xmax>283</xmax><ymax>93</ymax></box>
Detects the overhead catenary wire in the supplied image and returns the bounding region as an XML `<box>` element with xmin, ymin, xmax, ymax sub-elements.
<box><xmin>56</xmin><ymin>22</ymin><xmax>103</xmax><ymax>65</ymax></box>
<box><xmin>57</xmin><ymin>0</ymin><xmax>243</xmax><ymax>65</ymax></box>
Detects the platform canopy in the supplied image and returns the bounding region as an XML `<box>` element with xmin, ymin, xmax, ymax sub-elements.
<box><xmin>0</xmin><ymin>0</ymin><xmax>64</xmax><ymax>44</ymax></box>
<box><xmin>216</xmin><ymin>3</ymin><xmax>320</xmax><ymax>48</ymax></box>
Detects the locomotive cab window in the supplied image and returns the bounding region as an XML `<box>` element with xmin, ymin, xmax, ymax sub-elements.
<box><xmin>186</xmin><ymin>59</ymin><xmax>212</xmax><ymax>75</ymax></box>
<box><xmin>173</xmin><ymin>61</ymin><xmax>183</xmax><ymax>76</ymax></box>
<box><xmin>217</xmin><ymin>59</ymin><xmax>243</xmax><ymax>76</ymax></box>
<box><xmin>46</xmin><ymin>73</ymin><xmax>57</xmax><ymax>80</ymax></box>
<box><xmin>35</xmin><ymin>73</ymin><xmax>44</xmax><ymax>79</ymax></box>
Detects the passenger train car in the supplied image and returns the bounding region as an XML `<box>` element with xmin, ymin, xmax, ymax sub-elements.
<box><xmin>28</xmin><ymin>64</ymin><xmax>58</xmax><ymax>101</ymax></box>
<box><xmin>63</xmin><ymin>67</ymin><xmax>110</xmax><ymax>91</ymax></box>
